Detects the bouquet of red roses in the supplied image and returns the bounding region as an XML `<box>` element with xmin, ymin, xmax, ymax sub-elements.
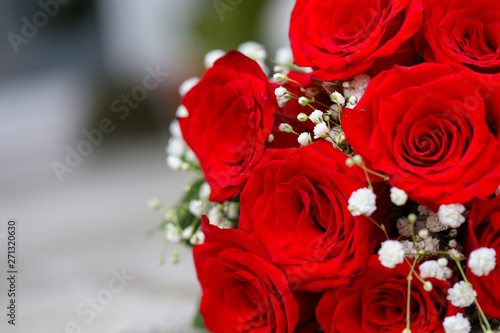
<box><xmin>154</xmin><ymin>0</ymin><xmax>500</xmax><ymax>332</ymax></box>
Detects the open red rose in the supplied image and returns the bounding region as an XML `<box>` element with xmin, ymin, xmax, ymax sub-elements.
<box><xmin>194</xmin><ymin>217</ymin><xmax>319</xmax><ymax>333</ymax></box>
<box><xmin>239</xmin><ymin>140</ymin><xmax>391</xmax><ymax>292</ymax></box>
<box><xmin>423</xmin><ymin>0</ymin><xmax>500</xmax><ymax>74</ymax></box>
<box><xmin>316</xmin><ymin>255</ymin><xmax>451</xmax><ymax>333</ymax></box>
<box><xmin>464</xmin><ymin>195</ymin><xmax>500</xmax><ymax>318</ymax></box>
<box><xmin>180</xmin><ymin>51</ymin><xmax>276</xmax><ymax>202</ymax></box>
<box><xmin>289</xmin><ymin>0</ymin><xmax>423</xmax><ymax>81</ymax></box>
<box><xmin>342</xmin><ymin>64</ymin><xmax>500</xmax><ymax>208</ymax></box>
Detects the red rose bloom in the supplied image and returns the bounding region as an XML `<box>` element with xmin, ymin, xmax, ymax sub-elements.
<box><xmin>289</xmin><ymin>0</ymin><xmax>423</xmax><ymax>81</ymax></box>
<box><xmin>316</xmin><ymin>255</ymin><xmax>451</xmax><ymax>333</ymax></box>
<box><xmin>342</xmin><ymin>64</ymin><xmax>500</xmax><ymax>208</ymax></box>
<box><xmin>423</xmin><ymin>0</ymin><xmax>500</xmax><ymax>74</ymax></box>
<box><xmin>180</xmin><ymin>51</ymin><xmax>276</xmax><ymax>202</ymax></box>
<box><xmin>239</xmin><ymin>140</ymin><xmax>390</xmax><ymax>292</ymax></box>
<box><xmin>465</xmin><ymin>195</ymin><xmax>500</xmax><ymax>318</ymax></box>
<box><xmin>194</xmin><ymin>218</ymin><xmax>319</xmax><ymax>333</ymax></box>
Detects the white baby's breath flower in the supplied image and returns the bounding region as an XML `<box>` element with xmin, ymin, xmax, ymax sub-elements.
<box><xmin>275</xmin><ymin>47</ymin><xmax>293</xmax><ymax>65</ymax></box>
<box><xmin>279</xmin><ymin>123</ymin><xmax>294</xmax><ymax>133</ymax></box>
<box><xmin>309</xmin><ymin>110</ymin><xmax>324</xmax><ymax>124</ymax></box>
<box><xmin>313</xmin><ymin>122</ymin><xmax>330</xmax><ymax>139</ymax></box>
<box><xmin>418</xmin><ymin>228</ymin><xmax>429</xmax><ymax>239</ymax></box>
<box><xmin>190</xmin><ymin>230</ymin><xmax>205</xmax><ymax>245</ymax></box>
<box><xmin>298</xmin><ymin>96</ymin><xmax>309</xmax><ymax>106</ymax></box>
<box><xmin>176</xmin><ymin>105</ymin><xmax>189</xmax><ymax>118</ymax></box>
<box><xmin>199</xmin><ymin>182</ymin><xmax>211</xmax><ymax>199</ymax></box>
<box><xmin>238</xmin><ymin>41</ymin><xmax>267</xmax><ymax>61</ymax></box>
<box><xmin>166</xmin><ymin>223</ymin><xmax>182</xmax><ymax>242</ymax></box>
<box><xmin>350</xmin><ymin>73</ymin><xmax>371</xmax><ymax>90</ymax></box>
<box><xmin>438</xmin><ymin>204</ymin><xmax>466</xmax><ymax>228</ymax></box>
<box><xmin>378</xmin><ymin>240</ymin><xmax>405</xmax><ymax>268</ymax></box>
<box><xmin>450</xmin><ymin>248</ymin><xmax>464</xmax><ymax>259</ymax></box>
<box><xmin>468</xmin><ymin>247</ymin><xmax>497</xmax><ymax>277</ymax></box>
<box><xmin>167</xmin><ymin>155</ymin><xmax>183</xmax><ymax>170</ymax></box>
<box><xmin>169</xmin><ymin>120</ymin><xmax>182</xmax><ymax>138</ymax></box>
<box><xmin>189</xmin><ymin>200</ymin><xmax>205</xmax><ymax>217</ymax></box>
<box><xmin>182</xmin><ymin>225</ymin><xmax>194</xmax><ymax>239</ymax></box>
<box><xmin>277</xmin><ymin>95</ymin><xmax>292</xmax><ymax>107</ymax></box>
<box><xmin>166</xmin><ymin>137</ymin><xmax>184</xmax><ymax>157</ymax></box>
<box><xmin>178</xmin><ymin>77</ymin><xmax>200</xmax><ymax>97</ymax></box>
<box><xmin>397</xmin><ymin>217</ymin><xmax>413</xmax><ymax>237</ymax></box>
<box><xmin>402</xmin><ymin>240</ymin><xmax>417</xmax><ymax>258</ymax></box>
<box><xmin>330</xmin><ymin>91</ymin><xmax>346</xmax><ymax>106</ymax></box>
<box><xmin>348</xmin><ymin>188</ymin><xmax>377</xmax><ymax>216</ymax></box>
<box><xmin>204</xmin><ymin>49</ymin><xmax>225</xmax><ymax>68</ymax></box>
<box><xmin>298</xmin><ymin>132</ymin><xmax>313</xmax><ymax>146</ymax></box>
<box><xmin>447</xmin><ymin>281</ymin><xmax>477</xmax><ymax>308</ymax></box>
<box><xmin>273</xmin><ymin>73</ymin><xmax>287</xmax><ymax>83</ymax></box>
<box><xmin>419</xmin><ymin>260</ymin><xmax>452</xmax><ymax>280</ymax></box>
<box><xmin>426</xmin><ymin>211</ymin><xmax>448</xmax><ymax>232</ymax></box>
<box><xmin>275</xmin><ymin>86</ymin><xmax>288</xmax><ymax>97</ymax></box>
<box><xmin>390</xmin><ymin>187</ymin><xmax>408</xmax><ymax>206</ymax></box>
<box><xmin>443</xmin><ymin>313</ymin><xmax>471</xmax><ymax>333</ymax></box>
<box><xmin>184</xmin><ymin>149</ymin><xmax>198</xmax><ymax>164</ymax></box>
<box><xmin>207</xmin><ymin>206</ymin><xmax>225</xmax><ymax>227</ymax></box>
<box><xmin>420</xmin><ymin>237</ymin><xmax>440</xmax><ymax>252</ymax></box>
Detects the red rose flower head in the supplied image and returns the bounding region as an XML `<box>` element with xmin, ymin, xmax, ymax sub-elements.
<box><xmin>194</xmin><ymin>217</ymin><xmax>319</xmax><ymax>333</ymax></box>
<box><xmin>239</xmin><ymin>140</ymin><xmax>390</xmax><ymax>292</ymax></box>
<box><xmin>423</xmin><ymin>0</ymin><xmax>500</xmax><ymax>74</ymax></box>
<box><xmin>342</xmin><ymin>64</ymin><xmax>500</xmax><ymax>208</ymax></box>
<box><xmin>316</xmin><ymin>255</ymin><xmax>451</xmax><ymax>333</ymax></box>
<box><xmin>180</xmin><ymin>51</ymin><xmax>276</xmax><ymax>202</ymax></box>
<box><xmin>289</xmin><ymin>0</ymin><xmax>423</xmax><ymax>81</ymax></box>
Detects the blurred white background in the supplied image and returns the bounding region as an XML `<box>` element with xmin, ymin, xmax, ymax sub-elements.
<box><xmin>0</xmin><ymin>1</ymin><xmax>292</xmax><ymax>332</ymax></box>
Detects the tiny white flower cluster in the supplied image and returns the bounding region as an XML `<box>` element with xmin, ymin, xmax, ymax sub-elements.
<box><xmin>378</xmin><ymin>240</ymin><xmax>405</xmax><ymax>268</ymax></box>
<box><xmin>342</xmin><ymin>73</ymin><xmax>370</xmax><ymax>108</ymax></box>
<box><xmin>204</xmin><ymin>41</ymin><xmax>270</xmax><ymax>74</ymax></box>
<box><xmin>438</xmin><ymin>204</ymin><xmax>467</xmax><ymax>228</ymax></box>
<box><xmin>447</xmin><ymin>281</ymin><xmax>477</xmax><ymax>308</ymax></box>
<box><xmin>159</xmin><ymin>181</ymin><xmax>241</xmax><ymax>247</ymax></box>
<box><xmin>166</xmin><ymin>120</ymin><xmax>198</xmax><ymax>171</ymax></box>
<box><xmin>443</xmin><ymin>313</ymin><xmax>471</xmax><ymax>333</ymax></box>
<box><xmin>419</xmin><ymin>259</ymin><xmax>453</xmax><ymax>280</ymax></box>
<box><xmin>390</xmin><ymin>187</ymin><xmax>408</xmax><ymax>206</ymax></box>
<box><xmin>275</xmin><ymin>87</ymin><xmax>292</xmax><ymax>107</ymax></box>
<box><xmin>348</xmin><ymin>187</ymin><xmax>377</xmax><ymax>216</ymax></box>
<box><xmin>468</xmin><ymin>247</ymin><xmax>497</xmax><ymax>277</ymax></box>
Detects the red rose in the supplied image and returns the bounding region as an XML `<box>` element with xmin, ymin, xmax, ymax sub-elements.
<box><xmin>194</xmin><ymin>217</ymin><xmax>319</xmax><ymax>333</ymax></box>
<box><xmin>342</xmin><ymin>64</ymin><xmax>500</xmax><ymax>208</ymax></box>
<box><xmin>465</xmin><ymin>195</ymin><xmax>500</xmax><ymax>318</ymax></box>
<box><xmin>239</xmin><ymin>140</ymin><xmax>390</xmax><ymax>292</ymax></box>
<box><xmin>316</xmin><ymin>255</ymin><xmax>451</xmax><ymax>333</ymax></box>
<box><xmin>180</xmin><ymin>51</ymin><xmax>276</xmax><ymax>202</ymax></box>
<box><xmin>423</xmin><ymin>0</ymin><xmax>500</xmax><ymax>74</ymax></box>
<box><xmin>289</xmin><ymin>0</ymin><xmax>423</xmax><ymax>81</ymax></box>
